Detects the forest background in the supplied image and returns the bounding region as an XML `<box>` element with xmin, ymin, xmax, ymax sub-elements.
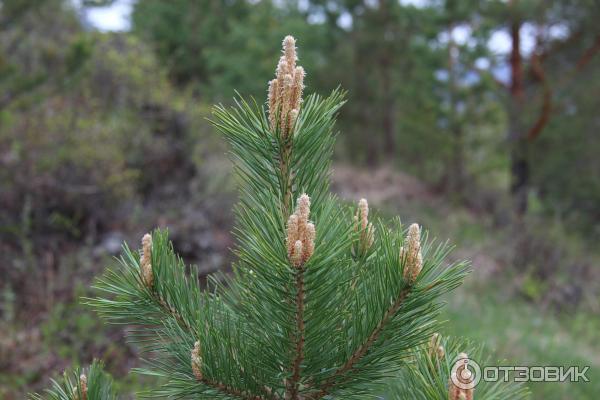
<box><xmin>1</xmin><ymin>0</ymin><xmax>599</xmax><ymax>398</ymax></box>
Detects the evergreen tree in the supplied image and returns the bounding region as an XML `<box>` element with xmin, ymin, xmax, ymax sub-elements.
<box><xmin>34</xmin><ymin>36</ymin><xmax>527</xmax><ymax>399</ymax></box>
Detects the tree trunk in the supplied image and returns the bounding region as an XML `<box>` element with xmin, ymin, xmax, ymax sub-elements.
<box><xmin>447</xmin><ymin>26</ymin><xmax>465</xmax><ymax>198</ymax></box>
<box><xmin>508</xmin><ymin>6</ymin><xmax>531</xmax><ymax>271</ymax></box>
<box><xmin>381</xmin><ymin>58</ymin><xmax>395</xmax><ymax>157</ymax></box>
<box><xmin>509</xmin><ymin>131</ymin><xmax>529</xmax><ymax>217</ymax></box>
<box><xmin>379</xmin><ymin>0</ymin><xmax>395</xmax><ymax>158</ymax></box>
<box><xmin>508</xmin><ymin>12</ymin><xmax>529</xmax><ymax>218</ymax></box>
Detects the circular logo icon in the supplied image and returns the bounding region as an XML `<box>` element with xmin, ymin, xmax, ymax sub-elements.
<box><xmin>450</xmin><ymin>356</ymin><xmax>481</xmax><ymax>390</ymax></box>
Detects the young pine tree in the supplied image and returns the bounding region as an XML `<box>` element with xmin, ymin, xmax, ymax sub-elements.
<box><xmin>34</xmin><ymin>36</ymin><xmax>528</xmax><ymax>399</ymax></box>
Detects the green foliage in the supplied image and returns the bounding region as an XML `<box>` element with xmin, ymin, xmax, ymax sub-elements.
<box><xmin>85</xmin><ymin>46</ymin><xmax>473</xmax><ymax>397</ymax></box>
<box><xmin>88</xmin><ymin>230</ymin><xmax>203</xmax><ymax>344</ymax></box>
<box><xmin>212</xmin><ymin>91</ymin><xmax>469</xmax><ymax>398</ymax></box>
<box><xmin>129</xmin><ymin>0</ymin><xmax>600</xmax><ymax>232</ymax></box>
<box><xmin>443</xmin><ymin>280</ymin><xmax>600</xmax><ymax>399</ymax></box>
<box><xmin>129</xmin><ymin>0</ymin><xmax>509</xmax><ymax>191</ymax></box>
<box><xmin>30</xmin><ymin>360</ymin><xmax>117</xmax><ymax>400</ymax></box>
<box><xmin>385</xmin><ymin>336</ymin><xmax>529</xmax><ymax>399</ymax></box>
<box><xmin>0</xmin><ymin>2</ymin><xmax>200</xmax><ymax>240</ymax></box>
<box><xmin>8</xmin><ymin>0</ymin><xmax>599</xmax><ymax>398</ymax></box>
<box><xmin>132</xmin><ymin>0</ymin><xmax>328</xmax><ymax>101</ymax></box>
<box><xmin>531</xmin><ymin>53</ymin><xmax>600</xmax><ymax>238</ymax></box>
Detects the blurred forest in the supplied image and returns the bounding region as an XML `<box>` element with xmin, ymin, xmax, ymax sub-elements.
<box><xmin>1</xmin><ymin>0</ymin><xmax>599</xmax><ymax>398</ymax></box>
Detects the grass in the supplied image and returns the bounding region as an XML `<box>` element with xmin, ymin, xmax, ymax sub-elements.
<box><xmin>442</xmin><ymin>278</ymin><xmax>600</xmax><ymax>399</ymax></box>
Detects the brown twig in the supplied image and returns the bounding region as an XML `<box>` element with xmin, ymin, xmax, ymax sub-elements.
<box><xmin>307</xmin><ymin>287</ymin><xmax>412</xmax><ymax>399</ymax></box>
<box><xmin>575</xmin><ymin>34</ymin><xmax>600</xmax><ymax>72</ymax></box>
<box><xmin>151</xmin><ymin>289</ymin><xmax>193</xmax><ymax>332</ymax></box>
<box><xmin>288</xmin><ymin>265</ymin><xmax>306</xmax><ymax>399</ymax></box>
<box><xmin>199</xmin><ymin>377</ymin><xmax>265</xmax><ymax>400</ymax></box>
<box><xmin>527</xmin><ymin>52</ymin><xmax>552</xmax><ymax>141</ymax></box>
<box><xmin>526</xmin><ymin>34</ymin><xmax>600</xmax><ymax>141</ymax></box>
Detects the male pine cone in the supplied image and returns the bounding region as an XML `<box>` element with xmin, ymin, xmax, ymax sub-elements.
<box><xmin>286</xmin><ymin>194</ymin><xmax>315</xmax><ymax>267</ymax></box>
<box><xmin>268</xmin><ymin>35</ymin><xmax>305</xmax><ymax>138</ymax></box>
<box><xmin>401</xmin><ymin>223</ymin><xmax>423</xmax><ymax>284</ymax></box>
<box><xmin>140</xmin><ymin>233</ymin><xmax>153</xmax><ymax>287</ymax></box>
<box><xmin>352</xmin><ymin>198</ymin><xmax>375</xmax><ymax>258</ymax></box>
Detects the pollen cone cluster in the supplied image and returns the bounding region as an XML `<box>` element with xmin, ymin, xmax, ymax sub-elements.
<box><xmin>448</xmin><ymin>352</ymin><xmax>474</xmax><ymax>400</ymax></box>
<box><xmin>286</xmin><ymin>194</ymin><xmax>315</xmax><ymax>267</ymax></box>
<box><xmin>352</xmin><ymin>198</ymin><xmax>375</xmax><ymax>257</ymax></box>
<box><xmin>268</xmin><ymin>35</ymin><xmax>305</xmax><ymax>138</ymax></box>
<box><xmin>72</xmin><ymin>374</ymin><xmax>87</xmax><ymax>400</ymax></box>
<box><xmin>140</xmin><ymin>233</ymin><xmax>153</xmax><ymax>288</ymax></box>
<box><xmin>400</xmin><ymin>223</ymin><xmax>423</xmax><ymax>284</ymax></box>
<box><xmin>191</xmin><ymin>341</ymin><xmax>203</xmax><ymax>380</ymax></box>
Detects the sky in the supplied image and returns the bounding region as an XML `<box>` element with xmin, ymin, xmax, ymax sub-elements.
<box><xmin>84</xmin><ymin>0</ymin><xmax>133</xmax><ymax>32</ymax></box>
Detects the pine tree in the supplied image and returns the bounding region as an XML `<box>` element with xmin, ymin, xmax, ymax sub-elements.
<box><xmin>34</xmin><ymin>36</ymin><xmax>528</xmax><ymax>399</ymax></box>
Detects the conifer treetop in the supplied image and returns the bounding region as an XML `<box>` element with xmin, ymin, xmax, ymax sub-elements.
<box><xmin>78</xmin><ymin>35</ymin><xmax>530</xmax><ymax>400</ymax></box>
<box><xmin>268</xmin><ymin>35</ymin><xmax>305</xmax><ymax>138</ymax></box>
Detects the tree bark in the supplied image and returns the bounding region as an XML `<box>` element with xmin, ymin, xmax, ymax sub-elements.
<box><xmin>508</xmin><ymin>10</ymin><xmax>529</xmax><ymax>218</ymax></box>
<box><xmin>447</xmin><ymin>25</ymin><xmax>465</xmax><ymax>198</ymax></box>
<box><xmin>381</xmin><ymin>56</ymin><xmax>395</xmax><ymax>157</ymax></box>
<box><xmin>379</xmin><ymin>0</ymin><xmax>395</xmax><ymax>158</ymax></box>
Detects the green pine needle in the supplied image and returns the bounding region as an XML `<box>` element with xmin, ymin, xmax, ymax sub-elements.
<box><xmin>30</xmin><ymin>360</ymin><xmax>116</xmax><ymax>400</ymax></box>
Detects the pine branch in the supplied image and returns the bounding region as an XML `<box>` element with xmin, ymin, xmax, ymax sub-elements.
<box><xmin>299</xmin><ymin>221</ymin><xmax>468</xmax><ymax>398</ymax></box>
<box><xmin>136</xmin><ymin>299</ymin><xmax>275</xmax><ymax>400</ymax></box>
<box><xmin>154</xmin><ymin>288</ymin><xmax>193</xmax><ymax>332</ymax></box>
<box><xmin>87</xmin><ymin>231</ymin><xmax>204</xmax><ymax>336</ymax></box>
<box><xmin>308</xmin><ymin>286</ymin><xmax>412</xmax><ymax>399</ymax></box>
<box><xmin>526</xmin><ymin>33</ymin><xmax>600</xmax><ymax>141</ymax></box>
<box><xmin>197</xmin><ymin>377</ymin><xmax>265</xmax><ymax>400</ymax></box>
<box><xmin>288</xmin><ymin>265</ymin><xmax>306</xmax><ymax>399</ymax></box>
<box><xmin>29</xmin><ymin>360</ymin><xmax>116</xmax><ymax>400</ymax></box>
<box><xmin>385</xmin><ymin>335</ymin><xmax>530</xmax><ymax>400</ymax></box>
<box><xmin>526</xmin><ymin>53</ymin><xmax>552</xmax><ymax>141</ymax></box>
<box><xmin>279</xmin><ymin>135</ymin><xmax>294</xmax><ymax>219</ymax></box>
<box><xmin>575</xmin><ymin>34</ymin><xmax>600</xmax><ymax>71</ymax></box>
<box><xmin>273</xmin><ymin>75</ymin><xmax>306</xmax><ymax>399</ymax></box>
